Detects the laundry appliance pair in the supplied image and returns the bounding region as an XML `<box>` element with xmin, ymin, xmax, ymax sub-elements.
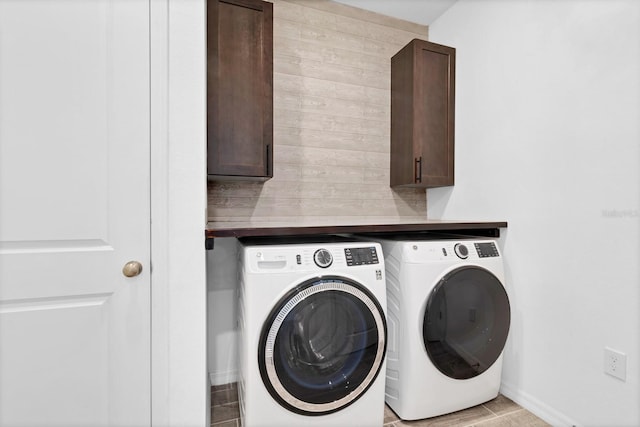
<box><xmin>236</xmin><ymin>233</ymin><xmax>510</xmax><ymax>426</ymax></box>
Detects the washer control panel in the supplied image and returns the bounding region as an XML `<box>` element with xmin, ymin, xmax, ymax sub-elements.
<box><xmin>474</xmin><ymin>242</ymin><xmax>500</xmax><ymax>258</ymax></box>
<box><xmin>246</xmin><ymin>242</ymin><xmax>383</xmax><ymax>273</ymax></box>
<box><xmin>344</xmin><ymin>247</ymin><xmax>379</xmax><ymax>266</ymax></box>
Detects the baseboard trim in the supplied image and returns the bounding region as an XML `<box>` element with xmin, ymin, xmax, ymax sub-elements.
<box><xmin>500</xmin><ymin>381</ymin><xmax>579</xmax><ymax>427</ymax></box>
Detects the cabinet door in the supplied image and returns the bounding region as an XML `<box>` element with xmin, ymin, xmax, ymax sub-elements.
<box><xmin>207</xmin><ymin>0</ymin><xmax>273</xmax><ymax>180</ymax></box>
<box><xmin>391</xmin><ymin>39</ymin><xmax>455</xmax><ymax>188</ymax></box>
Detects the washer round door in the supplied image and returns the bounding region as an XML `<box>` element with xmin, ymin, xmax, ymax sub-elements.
<box><xmin>422</xmin><ymin>266</ymin><xmax>510</xmax><ymax>380</ymax></box>
<box><xmin>258</xmin><ymin>276</ymin><xmax>386</xmax><ymax>415</ymax></box>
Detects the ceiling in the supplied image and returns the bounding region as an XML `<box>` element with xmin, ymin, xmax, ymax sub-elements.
<box><xmin>331</xmin><ymin>0</ymin><xmax>458</xmax><ymax>25</ymax></box>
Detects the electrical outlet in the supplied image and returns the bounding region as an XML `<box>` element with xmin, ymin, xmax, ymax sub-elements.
<box><xmin>604</xmin><ymin>347</ymin><xmax>627</xmax><ymax>381</ymax></box>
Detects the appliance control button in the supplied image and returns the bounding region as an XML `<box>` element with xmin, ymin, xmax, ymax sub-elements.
<box><xmin>454</xmin><ymin>243</ymin><xmax>469</xmax><ymax>259</ymax></box>
<box><xmin>313</xmin><ymin>248</ymin><xmax>333</xmax><ymax>268</ymax></box>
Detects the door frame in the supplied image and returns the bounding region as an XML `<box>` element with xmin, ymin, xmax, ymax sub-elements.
<box><xmin>150</xmin><ymin>1</ymin><xmax>208</xmax><ymax>425</ymax></box>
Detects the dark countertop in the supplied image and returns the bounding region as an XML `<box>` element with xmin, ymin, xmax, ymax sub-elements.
<box><xmin>205</xmin><ymin>218</ymin><xmax>507</xmax><ymax>242</ymax></box>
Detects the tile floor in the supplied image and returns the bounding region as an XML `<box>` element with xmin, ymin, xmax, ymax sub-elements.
<box><xmin>211</xmin><ymin>383</ymin><xmax>550</xmax><ymax>427</ymax></box>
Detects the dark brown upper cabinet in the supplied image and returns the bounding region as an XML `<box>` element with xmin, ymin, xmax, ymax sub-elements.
<box><xmin>390</xmin><ymin>39</ymin><xmax>455</xmax><ymax>188</ymax></box>
<box><xmin>207</xmin><ymin>0</ymin><xmax>273</xmax><ymax>181</ymax></box>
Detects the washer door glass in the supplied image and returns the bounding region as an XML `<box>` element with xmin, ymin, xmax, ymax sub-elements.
<box><xmin>423</xmin><ymin>266</ymin><xmax>510</xmax><ymax>380</ymax></box>
<box><xmin>259</xmin><ymin>276</ymin><xmax>386</xmax><ymax>415</ymax></box>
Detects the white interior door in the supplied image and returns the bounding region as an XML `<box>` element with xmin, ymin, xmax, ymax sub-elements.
<box><xmin>0</xmin><ymin>1</ymin><xmax>151</xmax><ymax>426</ymax></box>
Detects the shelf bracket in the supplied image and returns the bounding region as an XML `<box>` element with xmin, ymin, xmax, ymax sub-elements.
<box><xmin>205</xmin><ymin>237</ymin><xmax>215</xmax><ymax>251</ymax></box>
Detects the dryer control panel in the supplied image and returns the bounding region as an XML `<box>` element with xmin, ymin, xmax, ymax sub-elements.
<box><xmin>474</xmin><ymin>242</ymin><xmax>500</xmax><ymax>258</ymax></box>
<box><xmin>401</xmin><ymin>239</ymin><xmax>501</xmax><ymax>263</ymax></box>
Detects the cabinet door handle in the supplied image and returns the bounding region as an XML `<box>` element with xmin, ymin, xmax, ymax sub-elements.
<box><xmin>415</xmin><ymin>156</ymin><xmax>422</xmax><ymax>183</ymax></box>
<box><xmin>266</xmin><ymin>144</ymin><xmax>271</xmax><ymax>176</ymax></box>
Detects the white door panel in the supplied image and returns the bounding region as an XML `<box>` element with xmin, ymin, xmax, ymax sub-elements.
<box><xmin>0</xmin><ymin>0</ymin><xmax>109</xmax><ymax>243</ymax></box>
<box><xmin>0</xmin><ymin>299</ymin><xmax>110</xmax><ymax>426</ymax></box>
<box><xmin>0</xmin><ymin>1</ymin><xmax>151</xmax><ymax>425</ymax></box>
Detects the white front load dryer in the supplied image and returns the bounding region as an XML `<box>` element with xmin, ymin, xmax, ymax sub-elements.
<box><xmin>374</xmin><ymin>235</ymin><xmax>510</xmax><ymax>420</ymax></box>
<box><xmin>237</xmin><ymin>236</ymin><xmax>387</xmax><ymax>427</ymax></box>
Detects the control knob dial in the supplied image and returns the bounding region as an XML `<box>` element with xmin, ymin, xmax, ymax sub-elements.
<box><xmin>454</xmin><ymin>243</ymin><xmax>469</xmax><ymax>259</ymax></box>
<box><xmin>313</xmin><ymin>248</ymin><xmax>333</xmax><ymax>268</ymax></box>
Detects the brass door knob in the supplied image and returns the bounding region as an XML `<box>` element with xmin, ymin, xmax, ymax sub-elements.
<box><xmin>122</xmin><ymin>261</ymin><xmax>143</xmax><ymax>277</ymax></box>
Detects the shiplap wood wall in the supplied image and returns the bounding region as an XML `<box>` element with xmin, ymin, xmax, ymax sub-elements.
<box><xmin>207</xmin><ymin>0</ymin><xmax>429</xmax><ymax>222</ymax></box>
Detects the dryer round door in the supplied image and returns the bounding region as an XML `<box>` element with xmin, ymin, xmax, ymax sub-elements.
<box><xmin>422</xmin><ymin>266</ymin><xmax>510</xmax><ymax>380</ymax></box>
<box><xmin>258</xmin><ymin>276</ymin><xmax>386</xmax><ymax>415</ymax></box>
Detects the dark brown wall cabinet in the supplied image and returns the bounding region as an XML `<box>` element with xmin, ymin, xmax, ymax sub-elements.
<box><xmin>207</xmin><ymin>0</ymin><xmax>273</xmax><ymax>181</ymax></box>
<box><xmin>390</xmin><ymin>39</ymin><xmax>455</xmax><ymax>188</ymax></box>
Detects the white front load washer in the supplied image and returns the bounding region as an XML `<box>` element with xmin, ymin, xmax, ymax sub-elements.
<box><xmin>238</xmin><ymin>236</ymin><xmax>387</xmax><ymax>427</ymax></box>
<box><xmin>372</xmin><ymin>235</ymin><xmax>510</xmax><ymax>420</ymax></box>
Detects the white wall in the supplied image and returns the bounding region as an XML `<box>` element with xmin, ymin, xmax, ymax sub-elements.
<box><xmin>427</xmin><ymin>1</ymin><xmax>640</xmax><ymax>426</ymax></box>
<box><xmin>207</xmin><ymin>238</ymin><xmax>239</xmax><ymax>385</ymax></box>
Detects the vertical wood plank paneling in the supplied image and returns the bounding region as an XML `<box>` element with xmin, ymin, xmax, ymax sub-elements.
<box><xmin>208</xmin><ymin>0</ymin><xmax>429</xmax><ymax>222</ymax></box>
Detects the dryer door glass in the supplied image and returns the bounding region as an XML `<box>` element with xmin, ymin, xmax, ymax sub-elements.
<box><xmin>259</xmin><ymin>277</ymin><xmax>386</xmax><ymax>415</ymax></box>
<box><xmin>423</xmin><ymin>266</ymin><xmax>510</xmax><ymax>380</ymax></box>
